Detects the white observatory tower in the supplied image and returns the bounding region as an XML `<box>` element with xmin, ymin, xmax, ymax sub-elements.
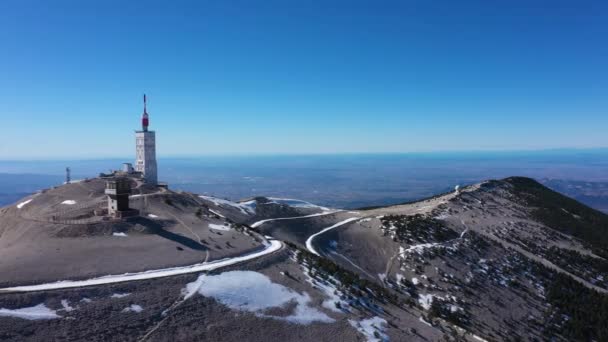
<box><xmin>135</xmin><ymin>94</ymin><xmax>158</xmax><ymax>185</ymax></box>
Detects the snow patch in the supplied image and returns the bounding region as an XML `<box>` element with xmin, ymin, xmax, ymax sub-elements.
<box><xmin>111</xmin><ymin>293</ymin><xmax>130</xmax><ymax>298</ymax></box>
<box><xmin>395</xmin><ymin>274</ymin><xmax>404</xmax><ymax>284</ymax></box>
<box><xmin>419</xmin><ymin>316</ymin><xmax>433</xmax><ymax>327</ymax></box>
<box><xmin>148</xmin><ymin>214</ymin><xmax>159</xmax><ymax>218</ymax></box>
<box><xmin>349</xmin><ymin>316</ymin><xmax>389</xmax><ymax>342</ymax></box>
<box><xmin>401</xmin><ymin>242</ymin><xmax>441</xmax><ymax>255</ymax></box>
<box><xmin>61</xmin><ymin>200</ymin><xmax>76</xmax><ymax>205</ymax></box>
<box><xmin>0</xmin><ymin>304</ymin><xmax>60</xmax><ymax>320</ymax></box>
<box><xmin>208</xmin><ymin>209</ymin><xmax>225</xmax><ymax>218</ymax></box>
<box><xmin>185</xmin><ymin>271</ymin><xmax>334</xmax><ymax>324</ymax></box>
<box><xmin>418</xmin><ymin>293</ymin><xmax>435</xmax><ymax>310</ymax></box>
<box><xmin>302</xmin><ymin>267</ymin><xmax>346</xmax><ymax>313</ymax></box>
<box><xmin>208</xmin><ymin>223</ymin><xmax>231</xmax><ymax>231</ymax></box>
<box><xmin>60</xmin><ymin>300</ymin><xmax>74</xmax><ymax>312</ymax></box>
<box><xmin>472</xmin><ymin>334</ymin><xmax>488</xmax><ymax>342</ymax></box>
<box><xmin>122</xmin><ymin>304</ymin><xmax>143</xmax><ymax>313</ymax></box>
<box><xmin>16</xmin><ymin>199</ymin><xmax>32</xmax><ymax>209</ymax></box>
<box><xmin>112</xmin><ymin>232</ymin><xmax>128</xmax><ymax>237</ymax></box>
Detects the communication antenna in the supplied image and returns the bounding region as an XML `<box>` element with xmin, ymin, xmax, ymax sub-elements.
<box><xmin>66</xmin><ymin>167</ymin><xmax>71</xmax><ymax>184</ymax></box>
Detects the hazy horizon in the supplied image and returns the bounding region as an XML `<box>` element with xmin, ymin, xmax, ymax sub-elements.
<box><xmin>2</xmin><ymin>151</ymin><xmax>607</xmax><ymax>212</ymax></box>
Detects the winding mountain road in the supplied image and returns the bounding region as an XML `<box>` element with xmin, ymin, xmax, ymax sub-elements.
<box><xmin>0</xmin><ymin>239</ymin><xmax>282</xmax><ymax>293</ymax></box>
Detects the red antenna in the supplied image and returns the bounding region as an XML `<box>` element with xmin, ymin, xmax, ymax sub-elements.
<box><xmin>142</xmin><ymin>94</ymin><xmax>149</xmax><ymax>131</ymax></box>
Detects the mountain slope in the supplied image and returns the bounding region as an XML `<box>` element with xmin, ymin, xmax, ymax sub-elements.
<box><xmin>1</xmin><ymin>177</ymin><xmax>608</xmax><ymax>341</ymax></box>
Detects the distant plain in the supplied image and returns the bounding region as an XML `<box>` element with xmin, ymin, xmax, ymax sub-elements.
<box><xmin>1</xmin><ymin>150</ymin><xmax>607</xmax><ymax>212</ymax></box>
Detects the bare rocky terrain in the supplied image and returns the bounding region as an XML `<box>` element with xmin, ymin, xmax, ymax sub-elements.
<box><xmin>1</xmin><ymin>176</ymin><xmax>607</xmax><ymax>341</ymax></box>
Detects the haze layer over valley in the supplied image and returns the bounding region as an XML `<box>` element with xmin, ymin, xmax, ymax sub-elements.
<box><xmin>2</xmin><ymin>150</ymin><xmax>608</xmax><ymax>212</ymax></box>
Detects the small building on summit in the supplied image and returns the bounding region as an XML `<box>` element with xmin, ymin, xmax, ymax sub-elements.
<box><xmin>122</xmin><ymin>163</ymin><xmax>134</xmax><ymax>174</ymax></box>
<box><xmin>105</xmin><ymin>178</ymin><xmax>139</xmax><ymax>218</ymax></box>
<box><xmin>135</xmin><ymin>94</ymin><xmax>158</xmax><ymax>185</ymax></box>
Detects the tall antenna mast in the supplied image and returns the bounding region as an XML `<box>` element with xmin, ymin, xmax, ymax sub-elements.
<box><xmin>142</xmin><ymin>94</ymin><xmax>149</xmax><ymax>132</ymax></box>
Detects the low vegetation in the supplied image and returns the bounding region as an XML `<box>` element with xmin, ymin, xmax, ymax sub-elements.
<box><xmin>286</xmin><ymin>241</ymin><xmax>401</xmax><ymax>307</ymax></box>
<box><xmin>542</xmin><ymin>267</ymin><xmax>608</xmax><ymax>341</ymax></box>
<box><xmin>507</xmin><ymin>177</ymin><xmax>608</xmax><ymax>258</ymax></box>
<box><xmin>380</xmin><ymin>214</ymin><xmax>458</xmax><ymax>243</ymax></box>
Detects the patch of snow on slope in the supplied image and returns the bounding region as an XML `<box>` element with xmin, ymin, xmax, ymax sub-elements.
<box><xmin>60</xmin><ymin>300</ymin><xmax>74</xmax><ymax>312</ymax></box>
<box><xmin>110</xmin><ymin>293</ymin><xmax>130</xmax><ymax>298</ymax></box>
<box><xmin>418</xmin><ymin>293</ymin><xmax>435</xmax><ymax>310</ymax></box>
<box><xmin>395</xmin><ymin>274</ymin><xmax>404</xmax><ymax>284</ymax></box>
<box><xmin>472</xmin><ymin>334</ymin><xmax>489</xmax><ymax>342</ymax></box>
<box><xmin>199</xmin><ymin>195</ymin><xmax>255</xmax><ymax>215</ymax></box>
<box><xmin>0</xmin><ymin>304</ymin><xmax>60</xmax><ymax>320</ymax></box>
<box><xmin>208</xmin><ymin>223</ymin><xmax>231</xmax><ymax>231</ymax></box>
<box><xmin>112</xmin><ymin>232</ymin><xmax>128</xmax><ymax>237</ymax></box>
<box><xmin>434</xmin><ymin>212</ymin><xmax>450</xmax><ymax>220</ymax></box>
<box><xmin>61</xmin><ymin>200</ymin><xmax>76</xmax><ymax>205</ymax></box>
<box><xmin>122</xmin><ymin>304</ymin><xmax>143</xmax><ymax>313</ymax></box>
<box><xmin>148</xmin><ymin>214</ymin><xmax>159</xmax><ymax>218</ymax></box>
<box><xmin>302</xmin><ymin>267</ymin><xmax>346</xmax><ymax>313</ymax></box>
<box><xmin>185</xmin><ymin>271</ymin><xmax>334</xmax><ymax>324</ymax></box>
<box><xmin>419</xmin><ymin>316</ymin><xmax>433</xmax><ymax>327</ymax></box>
<box><xmin>16</xmin><ymin>199</ymin><xmax>32</xmax><ymax>209</ymax></box>
<box><xmin>349</xmin><ymin>316</ymin><xmax>389</xmax><ymax>342</ymax></box>
<box><xmin>208</xmin><ymin>209</ymin><xmax>225</xmax><ymax>218</ymax></box>
<box><xmin>401</xmin><ymin>242</ymin><xmax>441</xmax><ymax>255</ymax></box>
<box><xmin>239</xmin><ymin>199</ymin><xmax>257</xmax><ymax>212</ymax></box>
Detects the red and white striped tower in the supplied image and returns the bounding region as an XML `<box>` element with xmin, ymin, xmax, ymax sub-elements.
<box><xmin>135</xmin><ymin>94</ymin><xmax>158</xmax><ymax>184</ymax></box>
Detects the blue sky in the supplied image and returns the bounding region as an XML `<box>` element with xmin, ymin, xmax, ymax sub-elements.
<box><xmin>0</xmin><ymin>0</ymin><xmax>606</xmax><ymax>158</ymax></box>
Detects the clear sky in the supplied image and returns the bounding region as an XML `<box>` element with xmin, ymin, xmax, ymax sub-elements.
<box><xmin>0</xmin><ymin>0</ymin><xmax>606</xmax><ymax>158</ymax></box>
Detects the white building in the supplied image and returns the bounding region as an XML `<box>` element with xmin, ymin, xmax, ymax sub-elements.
<box><xmin>135</xmin><ymin>95</ymin><xmax>158</xmax><ymax>185</ymax></box>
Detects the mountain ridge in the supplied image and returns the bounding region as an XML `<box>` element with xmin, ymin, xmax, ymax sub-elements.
<box><xmin>0</xmin><ymin>176</ymin><xmax>607</xmax><ymax>341</ymax></box>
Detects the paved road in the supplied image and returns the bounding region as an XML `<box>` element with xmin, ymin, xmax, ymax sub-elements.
<box><xmin>0</xmin><ymin>239</ymin><xmax>282</xmax><ymax>293</ymax></box>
